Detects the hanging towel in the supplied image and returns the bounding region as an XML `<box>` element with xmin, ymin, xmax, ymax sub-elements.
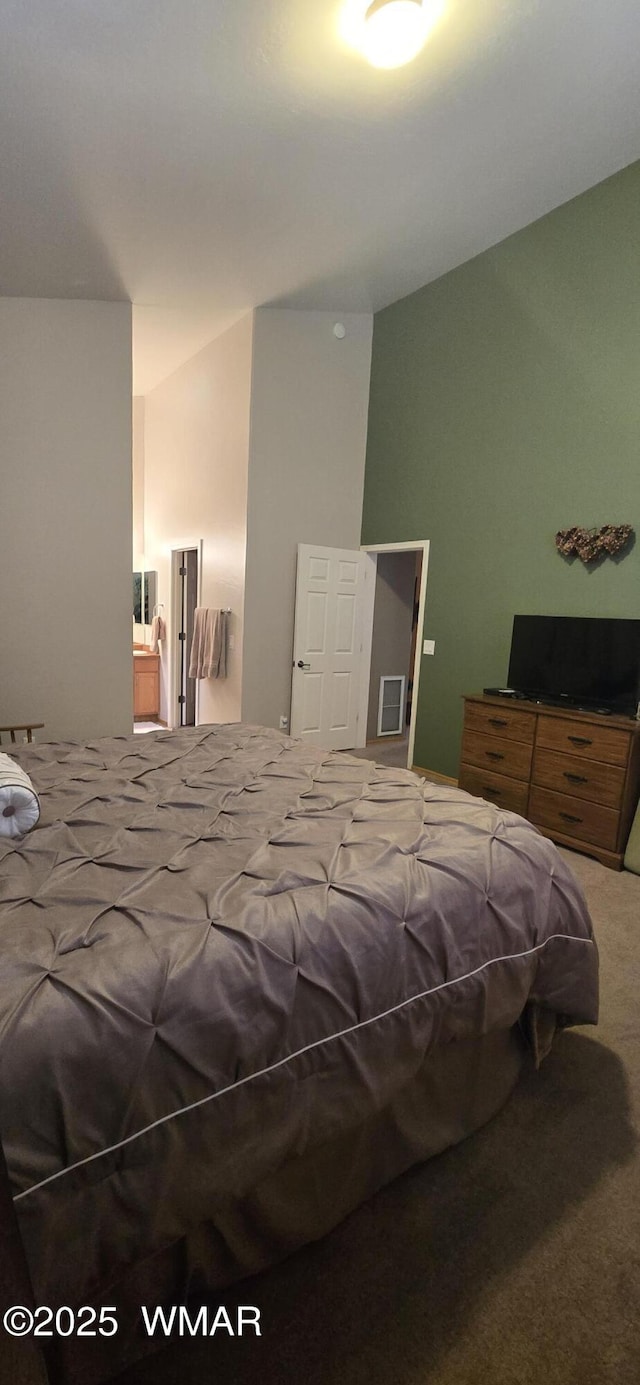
<box><xmin>0</xmin><ymin>752</ymin><xmax>40</xmax><ymax>838</ymax></box>
<box><xmin>149</xmin><ymin>615</ymin><xmax>166</xmax><ymax>654</ymax></box>
<box><xmin>188</xmin><ymin>608</ymin><xmax>228</xmax><ymax>680</ymax></box>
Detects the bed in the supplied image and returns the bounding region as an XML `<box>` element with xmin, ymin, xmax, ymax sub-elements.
<box><xmin>0</xmin><ymin>723</ymin><xmax>598</xmax><ymax>1383</ymax></box>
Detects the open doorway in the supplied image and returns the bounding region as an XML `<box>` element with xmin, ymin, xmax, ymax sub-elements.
<box><xmin>357</xmin><ymin>551</ymin><xmax>421</xmax><ymax>770</ymax></box>
<box><xmin>289</xmin><ymin>539</ymin><xmax>429</xmax><ymax>766</ymax></box>
<box><xmin>358</xmin><ymin>540</ymin><xmax>430</xmax><ymax>770</ymax></box>
<box><xmin>361</xmin><ymin>549</ymin><xmax>422</xmax><ymax>766</ymax></box>
<box><xmin>170</xmin><ymin>545</ymin><xmax>200</xmax><ymax>728</ymax></box>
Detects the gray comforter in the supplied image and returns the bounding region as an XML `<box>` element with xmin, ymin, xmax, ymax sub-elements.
<box><xmin>0</xmin><ymin>724</ymin><xmax>598</xmax><ymax>1305</ymax></box>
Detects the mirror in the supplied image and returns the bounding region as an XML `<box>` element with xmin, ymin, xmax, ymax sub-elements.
<box><xmin>133</xmin><ymin>571</ymin><xmax>157</xmax><ymax>625</ymax></box>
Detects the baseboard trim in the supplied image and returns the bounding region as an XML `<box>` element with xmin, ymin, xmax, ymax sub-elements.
<box><xmin>411</xmin><ymin>765</ymin><xmax>459</xmax><ymax>786</ymax></box>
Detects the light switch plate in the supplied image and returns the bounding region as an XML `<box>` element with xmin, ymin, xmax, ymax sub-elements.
<box><xmin>423</xmin><ymin>639</ymin><xmax>435</xmax><ymax>656</ymax></box>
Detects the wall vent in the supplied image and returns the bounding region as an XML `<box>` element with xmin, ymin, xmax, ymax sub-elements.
<box><xmin>377</xmin><ymin>675</ymin><xmax>406</xmax><ymax>737</ymax></box>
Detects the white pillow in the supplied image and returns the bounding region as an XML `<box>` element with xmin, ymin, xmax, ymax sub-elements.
<box><xmin>0</xmin><ymin>752</ymin><xmax>40</xmax><ymax>838</ymax></box>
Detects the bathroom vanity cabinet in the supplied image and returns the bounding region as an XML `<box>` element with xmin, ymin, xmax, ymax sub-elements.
<box><xmin>133</xmin><ymin>650</ymin><xmax>160</xmax><ymax>720</ymax></box>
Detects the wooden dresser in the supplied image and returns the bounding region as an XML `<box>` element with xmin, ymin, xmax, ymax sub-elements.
<box><xmin>459</xmin><ymin>694</ymin><xmax>640</xmax><ymax>870</ymax></box>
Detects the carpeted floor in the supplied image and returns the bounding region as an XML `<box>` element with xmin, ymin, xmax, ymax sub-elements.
<box><xmin>116</xmin><ymin>849</ymin><xmax>640</xmax><ymax>1385</ymax></box>
<box><xmin>345</xmin><ymin>737</ymin><xmax>410</xmax><ymax>769</ymax></box>
<box><xmin>344</xmin><ymin>739</ymin><xmax>442</xmax><ymax>776</ymax></box>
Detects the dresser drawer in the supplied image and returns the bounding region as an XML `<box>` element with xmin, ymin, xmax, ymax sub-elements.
<box><xmin>461</xmin><ymin>729</ymin><xmax>532</xmax><ymax>781</ymax></box>
<box><xmin>529</xmin><ymin>785</ymin><xmax>619</xmax><ymax>852</ymax></box>
<box><xmin>459</xmin><ymin>764</ymin><xmax>529</xmax><ymax>816</ymax></box>
<box><xmin>535</xmin><ymin>715</ymin><xmax>630</xmax><ymax>767</ymax></box>
<box><xmin>532</xmin><ymin>747</ymin><xmax>625</xmax><ymax>810</ymax></box>
<box><xmin>464</xmin><ymin>701</ymin><xmax>535</xmax><ymax>745</ymax></box>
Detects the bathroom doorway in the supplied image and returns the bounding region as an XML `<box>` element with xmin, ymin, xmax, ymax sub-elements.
<box><xmin>171</xmin><ymin>545</ymin><xmax>200</xmax><ymax>728</ymax></box>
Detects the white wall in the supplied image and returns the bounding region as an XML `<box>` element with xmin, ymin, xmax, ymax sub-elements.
<box><xmin>143</xmin><ymin>314</ymin><xmax>253</xmax><ymax>726</ymax></box>
<box><xmin>0</xmin><ymin>298</ymin><xmax>132</xmax><ymax>742</ymax></box>
<box><xmin>242</xmin><ymin>308</ymin><xmax>373</xmax><ymax>728</ymax></box>
<box><xmin>132</xmin><ymin>395</ymin><xmax>145</xmax><ymax>569</ymax></box>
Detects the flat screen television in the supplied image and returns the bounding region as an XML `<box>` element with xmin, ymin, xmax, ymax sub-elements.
<box><xmin>506</xmin><ymin>616</ymin><xmax>640</xmax><ymax>717</ymax></box>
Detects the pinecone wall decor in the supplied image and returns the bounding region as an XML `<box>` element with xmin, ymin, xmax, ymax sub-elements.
<box><xmin>555</xmin><ymin>525</ymin><xmax>634</xmax><ymax>565</ymax></box>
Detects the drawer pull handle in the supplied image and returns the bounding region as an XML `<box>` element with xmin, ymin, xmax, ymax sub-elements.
<box><xmin>559</xmin><ymin>811</ymin><xmax>583</xmax><ymax>825</ymax></box>
<box><xmin>488</xmin><ymin>717</ymin><xmax>508</xmax><ymax>728</ymax></box>
<box><xmin>563</xmin><ymin>772</ymin><xmax>588</xmax><ymax>785</ymax></box>
<box><xmin>486</xmin><ymin>751</ymin><xmax>504</xmax><ymax>761</ymax></box>
<box><xmin>568</xmin><ymin>735</ymin><xmax>592</xmax><ymax>747</ymax></box>
<box><xmin>484</xmin><ymin>786</ymin><xmax>500</xmax><ymax>796</ymax></box>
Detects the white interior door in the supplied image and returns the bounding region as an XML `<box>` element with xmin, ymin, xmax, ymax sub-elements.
<box><xmin>290</xmin><ymin>544</ymin><xmax>372</xmax><ymax>749</ymax></box>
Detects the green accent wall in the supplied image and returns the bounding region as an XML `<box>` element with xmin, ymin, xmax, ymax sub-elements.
<box><xmin>362</xmin><ymin>161</ymin><xmax>640</xmax><ymax>777</ymax></box>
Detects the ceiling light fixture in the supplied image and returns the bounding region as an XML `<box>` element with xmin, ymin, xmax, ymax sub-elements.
<box><xmin>361</xmin><ymin>0</ymin><xmax>430</xmax><ymax>69</ymax></box>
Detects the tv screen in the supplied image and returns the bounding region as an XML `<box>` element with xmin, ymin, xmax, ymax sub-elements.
<box><xmin>507</xmin><ymin>616</ymin><xmax>640</xmax><ymax>717</ymax></box>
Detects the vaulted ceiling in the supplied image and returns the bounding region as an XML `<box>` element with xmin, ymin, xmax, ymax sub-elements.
<box><xmin>2</xmin><ymin>0</ymin><xmax>639</xmax><ymax>392</ymax></box>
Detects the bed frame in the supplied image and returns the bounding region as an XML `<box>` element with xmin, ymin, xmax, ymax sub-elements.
<box><xmin>0</xmin><ymin>1024</ymin><xmax>527</xmax><ymax>1385</ymax></box>
<box><xmin>0</xmin><ymin>726</ymin><xmax>44</xmax><ymax>748</ymax></box>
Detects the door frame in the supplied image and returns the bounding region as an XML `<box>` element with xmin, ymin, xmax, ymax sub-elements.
<box><xmin>357</xmin><ymin>540</ymin><xmax>430</xmax><ymax>768</ymax></box>
<box><xmin>169</xmin><ymin>540</ymin><xmax>203</xmax><ymax>729</ymax></box>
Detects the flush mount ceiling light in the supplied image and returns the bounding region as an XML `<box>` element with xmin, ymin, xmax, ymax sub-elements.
<box><xmin>339</xmin><ymin>0</ymin><xmax>443</xmax><ymax>70</ymax></box>
<box><xmin>363</xmin><ymin>0</ymin><xmax>426</xmax><ymax>67</ymax></box>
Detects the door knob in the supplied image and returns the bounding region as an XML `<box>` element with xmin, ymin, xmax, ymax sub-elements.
<box><xmin>297</xmin><ymin>660</ymin><xmax>311</xmax><ymax>669</ymax></box>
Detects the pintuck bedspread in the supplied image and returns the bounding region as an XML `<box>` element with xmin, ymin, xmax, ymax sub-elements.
<box><xmin>0</xmin><ymin>724</ymin><xmax>598</xmax><ymax>1324</ymax></box>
